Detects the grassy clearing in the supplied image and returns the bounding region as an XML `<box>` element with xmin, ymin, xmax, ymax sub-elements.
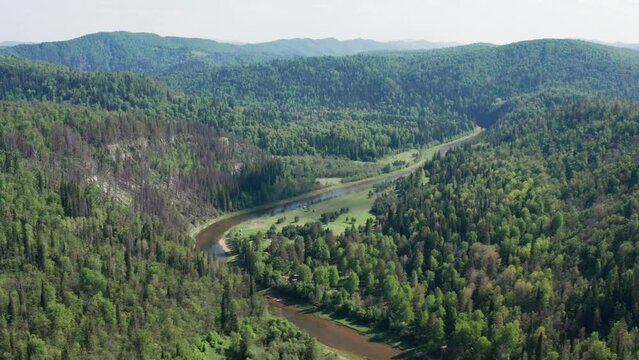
<box><xmin>377</xmin><ymin>147</ymin><xmax>420</xmax><ymax>165</ymax></box>
<box><xmin>312</xmin><ymin>147</ymin><xmax>420</xmax><ymax>185</ymax></box>
<box><xmin>213</xmin><ymin>126</ymin><xmax>483</xmax><ymax>240</ymax></box>
<box><xmin>193</xmin><ymin>126</ymin><xmax>482</xmax><ymax>240</ymax></box>
<box><xmin>316</xmin><ymin>177</ymin><xmax>343</xmax><ymax>187</ymax></box>
<box><xmin>227</xmin><ymin>186</ymin><xmax>376</xmax><ymax>238</ymax></box>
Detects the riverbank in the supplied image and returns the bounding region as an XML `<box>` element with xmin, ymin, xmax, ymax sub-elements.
<box><xmin>263</xmin><ymin>290</ymin><xmax>405</xmax><ymax>360</ymax></box>
<box><xmin>217</xmin><ymin>238</ymin><xmax>231</xmax><ymax>253</ymax></box>
<box><xmin>228</xmin><ymin>185</ymin><xmax>377</xmax><ymax>240</ymax></box>
<box><xmin>263</xmin><ymin>287</ymin><xmax>416</xmax><ymax>358</ymax></box>
<box><xmin>191</xmin><ymin>126</ymin><xmax>483</xmax><ymax>246</ymax></box>
<box><xmin>192</xmin><ymin>127</ymin><xmax>484</xmax><ymax>358</ymax></box>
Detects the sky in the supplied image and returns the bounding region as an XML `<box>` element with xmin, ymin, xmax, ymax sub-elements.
<box><xmin>1</xmin><ymin>0</ymin><xmax>638</xmax><ymax>44</ymax></box>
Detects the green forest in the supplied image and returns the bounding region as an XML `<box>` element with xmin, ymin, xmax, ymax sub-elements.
<box><xmin>236</xmin><ymin>93</ymin><xmax>639</xmax><ymax>358</ymax></box>
<box><xmin>0</xmin><ymin>32</ymin><xmax>453</xmax><ymax>73</ymax></box>
<box><xmin>1</xmin><ymin>32</ymin><xmax>639</xmax><ymax>359</ymax></box>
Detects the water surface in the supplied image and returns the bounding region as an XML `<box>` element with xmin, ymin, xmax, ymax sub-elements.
<box><xmin>267</xmin><ymin>297</ymin><xmax>403</xmax><ymax>360</ymax></box>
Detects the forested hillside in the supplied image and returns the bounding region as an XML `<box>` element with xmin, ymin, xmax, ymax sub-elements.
<box><xmin>0</xmin><ymin>55</ymin><xmax>475</xmax><ymax>161</ymax></box>
<box><xmin>2</xmin><ymin>102</ymin><xmax>310</xmax><ymax>217</ymax></box>
<box><xmin>0</xmin><ymin>103</ymin><xmax>326</xmax><ymax>358</ymax></box>
<box><xmin>236</xmin><ymin>93</ymin><xmax>639</xmax><ymax>359</ymax></box>
<box><xmin>163</xmin><ymin>40</ymin><xmax>639</xmax><ymax>127</ymax></box>
<box><xmin>0</xmin><ymin>82</ymin><xmax>335</xmax><ymax>358</ymax></box>
<box><xmin>0</xmin><ymin>55</ymin><xmax>218</xmax><ymax>118</ymax></box>
<box><xmin>2</xmin><ymin>32</ymin><xmax>454</xmax><ymax>74</ymax></box>
<box><xmin>1</xmin><ymin>32</ymin><xmax>278</xmax><ymax>73</ymax></box>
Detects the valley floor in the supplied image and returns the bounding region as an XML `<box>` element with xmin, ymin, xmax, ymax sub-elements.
<box><xmin>193</xmin><ymin>127</ymin><xmax>484</xmax><ymax>359</ymax></box>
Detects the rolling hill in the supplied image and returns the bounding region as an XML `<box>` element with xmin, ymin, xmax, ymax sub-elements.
<box><xmin>0</xmin><ymin>41</ymin><xmax>29</xmax><ymax>48</ymax></box>
<box><xmin>162</xmin><ymin>39</ymin><xmax>639</xmax><ymax>127</ymax></box>
<box><xmin>2</xmin><ymin>31</ymin><xmax>456</xmax><ymax>73</ymax></box>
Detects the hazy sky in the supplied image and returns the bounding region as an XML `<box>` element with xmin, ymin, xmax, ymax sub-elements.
<box><xmin>2</xmin><ymin>0</ymin><xmax>638</xmax><ymax>44</ymax></box>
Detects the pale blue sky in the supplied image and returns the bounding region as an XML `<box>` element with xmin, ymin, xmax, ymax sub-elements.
<box><xmin>1</xmin><ymin>0</ymin><xmax>638</xmax><ymax>44</ymax></box>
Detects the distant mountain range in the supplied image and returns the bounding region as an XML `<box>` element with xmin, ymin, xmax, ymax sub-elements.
<box><xmin>609</xmin><ymin>42</ymin><xmax>639</xmax><ymax>51</ymax></box>
<box><xmin>243</xmin><ymin>37</ymin><xmax>458</xmax><ymax>56</ymax></box>
<box><xmin>589</xmin><ymin>40</ymin><xmax>639</xmax><ymax>51</ymax></box>
<box><xmin>159</xmin><ymin>39</ymin><xmax>639</xmax><ymax>129</ymax></box>
<box><xmin>0</xmin><ymin>41</ymin><xmax>30</xmax><ymax>48</ymax></box>
<box><xmin>5</xmin><ymin>31</ymin><xmax>635</xmax><ymax>74</ymax></box>
<box><xmin>0</xmin><ymin>32</ymin><xmax>457</xmax><ymax>73</ymax></box>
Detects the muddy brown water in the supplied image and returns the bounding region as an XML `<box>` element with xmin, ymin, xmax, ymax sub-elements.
<box><xmin>194</xmin><ymin>132</ymin><xmax>483</xmax><ymax>359</ymax></box>
<box><xmin>267</xmin><ymin>297</ymin><xmax>403</xmax><ymax>360</ymax></box>
<box><xmin>195</xmin><ymin>180</ymin><xmax>406</xmax><ymax>359</ymax></box>
<box><xmin>195</xmin><ymin>174</ymin><xmax>402</xmax><ymax>258</ymax></box>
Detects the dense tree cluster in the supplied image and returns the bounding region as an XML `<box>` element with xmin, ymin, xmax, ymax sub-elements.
<box><xmin>1</xmin><ymin>32</ymin><xmax>452</xmax><ymax>74</ymax></box>
<box><xmin>162</xmin><ymin>40</ymin><xmax>639</xmax><ymax>128</ymax></box>
<box><xmin>0</xmin><ymin>140</ymin><xmax>328</xmax><ymax>358</ymax></box>
<box><xmin>1</xmin><ymin>32</ymin><xmax>279</xmax><ymax>73</ymax></box>
<box><xmin>0</xmin><ymin>102</ymin><xmax>313</xmax><ymax>219</ymax></box>
<box><xmin>221</xmin><ymin>108</ymin><xmax>474</xmax><ymax>161</ymax></box>
<box><xmin>237</xmin><ymin>96</ymin><xmax>639</xmax><ymax>359</ymax></box>
<box><xmin>0</xmin><ymin>55</ymin><xmax>473</xmax><ymax>161</ymax></box>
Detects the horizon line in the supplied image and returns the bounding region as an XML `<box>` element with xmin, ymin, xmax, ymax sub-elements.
<box><xmin>1</xmin><ymin>31</ymin><xmax>638</xmax><ymax>47</ymax></box>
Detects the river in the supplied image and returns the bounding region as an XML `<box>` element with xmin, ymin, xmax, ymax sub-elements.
<box><xmin>195</xmin><ymin>173</ymin><xmax>406</xmax><ymax>259</ymax></box>
<box><xmin>194</xmin><ymin>130</ymin><xmax>483</xmax><ymax>359</ymax></box>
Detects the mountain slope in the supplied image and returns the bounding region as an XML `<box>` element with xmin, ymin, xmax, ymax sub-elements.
<box><xmin>0</xmin><ymin>100</ymin><xmax>330</xmax><ymax>358</ymax></box>
<box><xmin>245</xmin><ymin>37</ymin><xmax>456</xmax><ymax>56</ymax></box>
<box><xmin>0</xmin><ymin>101</ymin><xmax>291</xmax><ymax>222</ymax></box>
<box><xmin>0</xmin><ymin>56</ymin><xmax>325</xmax><ymax>210</ymax></box>
<box><xmin>0</xmin><ymin>41</ymin><xmax>28</xmax><ymax>48</ymax></box>
<box><xmin>2</xmin><ymin>32</ymin><xmax>275</xmax><ymax>73</ymax></box>
<box><xmin>0</xmin><ymin>54</ymin><xmax>185</xmax><ymax>113</ymax></box>
<box><xmin>163</xmin><ymin>39</ymin><xmax>639</xmax><ymax>128</ymax></box>
<box><xmin>3</xmin><ymin>32</ymin><xmax>456</xmax><ymax>73</ymax></box>
<box><xmin>0</xmin><ymin>55</ymin><xmax>475</xmax><ymax>161</ymax></box>
<box><xmin>237</xmin><ymin>92</ymin><xmax>639</xmax><ymax>359</ymax></box>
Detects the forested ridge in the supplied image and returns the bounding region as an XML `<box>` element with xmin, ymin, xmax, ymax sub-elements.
<box><xmin>163</xmin><ymin>39</ymin><xmax>639</xmax><ymax>127</ymax></box>
<box><xmin>0</xmin><ymin>55</ymin><xmax>474</xmax><ymax>161</ymax></box>
<box><xmin>0</xmin><ymin>95</ymin><xmax>334</xmax><ymax>358</ymax></box>
<box><xmin>1</xmin><ymin>31</ymin><xmax>454</xmax><ymax>74</ymax></box>
<box><xmin>159</xmin><ymin>39</ymin><xmax>639</xmax><ymax>159</ymax></box>
<box><xmin>236</xmin><ymin>93</ymin><xmax>639</xmax><ymax>359</ymax></box>
<box><xmin>0</xmin><ymin>55</ymin><xmax>224</xmax><ymax>118</ymax></box>
<box><xmin>0</xmin><ymin>130</ymin><xmax>323</xmax><ymax>358</ymax></box>
<box><xmin>0</xmin><ymin>32</ymin><xmax>278</xmax><ymax>73</ymax></box>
